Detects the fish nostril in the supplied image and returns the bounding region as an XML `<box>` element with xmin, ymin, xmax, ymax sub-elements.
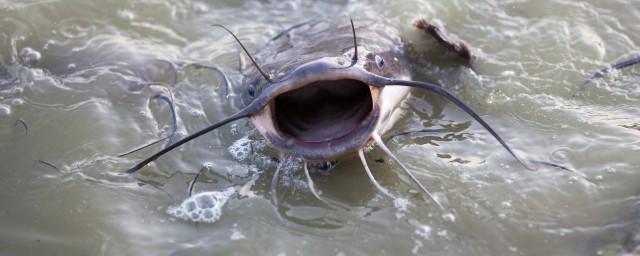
<box><xmin>248</xmin><ymin>84</ymin><xmax>255</xmax><ymax>97</ymax></box>
<box><xmin>375</xmin><ymin>55</ymin><xmax>384</xmax><ymax>68</ymax></box>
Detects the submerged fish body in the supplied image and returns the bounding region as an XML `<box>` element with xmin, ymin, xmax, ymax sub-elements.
<box><xmin>241</xmin><ymin>21</ymin><xmax>413</xmax><ymax>161</ymax></box>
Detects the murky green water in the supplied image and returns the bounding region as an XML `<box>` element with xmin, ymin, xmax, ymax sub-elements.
<box><xmin>1</xmin><ymin>0</ymin><xmax>639</xmax><ymax>255</ymax></box>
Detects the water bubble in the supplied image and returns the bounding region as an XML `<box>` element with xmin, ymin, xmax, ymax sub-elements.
<box><xmin>202</xmin><ymin>209</ymin><xmax>213</xmax><ymax>219</ymax></box>
<box><xmin>0</xmin><ymin>105</ymin><xmax>10</xmax><ymax>117</ymax></box>
<box><xmin>118</xmin><ymin>9</ymin><xmax>136</xmax><ymax>21</ymax></box>
<box><xmin>394</xmin><ymin>197</ymin><xmax>410</xmax><ymax>210</ymax></box>
<box><xmin>501</xmin><ymin>70</ymin><xmax>515</xmax><ymax>76</ymax></box>
<box><xmin>501</xmin><ymin>201</ymin><xmax>512</xmax><ymax>208</ymax></box>
<box><xmin>578</xmin><ymin>119</ymin><xmax>593</xmax><ymax>125</ymax></box>
<box><xmin>229</xmin><ymin>137</ymin><xmax>252</xmax><ymax>162</ymax></box>
<box><xmin>230</xmin><ymin>124</ymin><xmax>238</xmax><ymax>135</ymax></box>
<box><xmin>189</xmin><ymin>109</ymin><xmax>204</xmax><ymax>117</ymax></box>
<box><xmin>550</xmin><ymin>148</ymin><xmax>571</xmax><ymax>162</ymax></box>
<box><xmin>415</xmin><ymin>225</ymin><xmax>432</xmax><ymax>240</ymax></box>
<box><xmin>442</xmin><ymin>213</ymin><xmax>456</xmax><ymax>222</ymax></box>
<box><xmin>185</xmin><ymin>201</ymin><xmax>196</xmax><ymax>212</ymax></box>
<box><xmin>192</xmin><ymin>2</ymin><xmax>209</xmax><ymax>12</ymax></box>
<box><xmin>412</xmin><ymin>239</ymin><xmax>424</xmax><ymax>255</ymax></box>
<box><xmin>43</xmin><ymin>40</ymin><xmax>55</xmax><ymax>51</ymax></box>
<box><xmin>594</xmin><ymin>175</ymin><xmax>603</xmax><ymax>181</ymax></box>
<box><xmin>196</xmin><ymin>194</ymin><xmax>215</xmax><ymax>208</ymax></box>
<box><xmin>459</xmin><ymin>173</ymin><xmax>471</xmax><ymax>183</ymax></box>
<box><xmin>230</xmin><ymin>230</ymin><xmax>245</xmax><ymax>240</ymax></box>
<box><xmin>20</xmin><ymin>48</ymin><xmax>41</xmax><ymax>66</ymax></box>
<box><xmin>166</xmin><ymin>187</ymin><xmax>235</xmax><ymax>223</ymax></box>
<box><xmin>11</xmin><ymin>98</ymin><xmax>23</xmax><ymax>106</ymax></box>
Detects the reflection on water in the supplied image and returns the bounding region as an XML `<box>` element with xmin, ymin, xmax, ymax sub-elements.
<box><xmin>1</xmin><ymin>0</ymin><xmax>639</xmax><ymax>255</ymax></box>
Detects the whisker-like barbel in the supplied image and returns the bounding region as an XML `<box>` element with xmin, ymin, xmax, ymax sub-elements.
<box><xmin>303</xmin><ymin>162</ymin><xmax>334</xmax><ymax>206</ymax></box>
<box><xmin>211</xmin><ymin>24</ymin><xmax>272</xmax><ymax>83</ymax></box>
<box><xmin>373</xmin><ymin>133</ymin><xmax>444</xmax><ymax>210</ymax></box>
<box><xmin>0</xmin><ymin>65</ymin><xmax>24</xmax><ymax>89</ymax></box>
<box><xmin>187</xmin><ymin>63</ymin><xmax>230</xmax><ymax>97</ymax></box>
<box><xmin>358</xmin><ymin>149</ymin><xmax>395</xmax><ymax>199</ymax></box>
<box><xmin>581</xmin><ymin>56</ymin><xmax>640</xmax><ymax>89</ymax></box>
<box><xmin>369</xmin><ymin>78</ymin><xmax>533</xmax><ymax>172</ymax></box>
<box><xmin>125</xmin><ymin>106</ymin><xmax>254</xmax><ymax>174</ymax></box>
<box><xmin>117</xmin><ymin>94</ymin><xmax>178</xmax><ymax>157</ymax></box>
<box><xmin>14</xmin><ymin>119</ymin><xmax>28</xmax><ymax>136</ymax></box>
<box><xmin>270</xmin><ymin>155</ymin><xmax>306</xmax><ymax>229</ymax></box>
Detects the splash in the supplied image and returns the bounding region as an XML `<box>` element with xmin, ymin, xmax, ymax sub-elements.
<box><xmin>167</xmin><ymin>187</ymin><xmax>235</xmax><ymax>223</ymax></box>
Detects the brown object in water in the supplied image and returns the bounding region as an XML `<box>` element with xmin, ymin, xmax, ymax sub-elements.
<box><xmin>413</xmin><ymin>19</ymin><xmax>474</xmax><ymax>64</ymax></box>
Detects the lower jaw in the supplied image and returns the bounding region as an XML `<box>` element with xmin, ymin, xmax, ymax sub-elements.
<box><xmin>250</xmin><ymin>85</ymin><xmax>410</xmax><ymax>161</ymax></box>
<box><xmin>251</xmin><ymin>104</ymin><xmax>380</xmax><ymax>160</ymax></box>
<box><xmin>260</xmin><ymin>104</ymin><xmax>381</xmax><ymax>161</ymax></box>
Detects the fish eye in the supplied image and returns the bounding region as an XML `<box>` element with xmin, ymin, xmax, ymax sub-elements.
<box><xmin>248</xmin><ymin>84</ymin><xmax>255</xmax><ymax>97</ymax></box>
<box><xmin>375</xmin><ymin>55</ymin><xmax>384</xmax><ymax>68</ymax></box>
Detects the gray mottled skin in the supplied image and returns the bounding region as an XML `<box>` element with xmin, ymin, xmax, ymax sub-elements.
<box><xmin>240</xmin><ymin>21</ymin><xmax>411</xmax><ymax>105</ymax></box>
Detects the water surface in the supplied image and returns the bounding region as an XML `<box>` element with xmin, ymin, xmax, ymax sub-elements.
<box><xmin>1</xmin><ymin>0</ymin><xmax>639</xmax><ymax>255</ymax></box>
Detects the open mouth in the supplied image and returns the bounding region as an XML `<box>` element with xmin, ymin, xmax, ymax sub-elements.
<box><xmin>274</xmin><ymin>79</ymin><xmax>373</xmax><ymax>143</ymax></box>
<box><xmin>252</xmin><ymin>77</ymin><xmax>381</xmax><ymax>160</ymax></box>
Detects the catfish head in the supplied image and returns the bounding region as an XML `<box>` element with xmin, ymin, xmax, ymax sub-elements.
<box><xmin>242</xmin><ymin>21</ymin><xmax>412</xmax><ymax>161</ymax></box>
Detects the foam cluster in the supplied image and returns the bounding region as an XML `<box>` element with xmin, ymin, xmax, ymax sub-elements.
<box><xmin>166</xmin><ymin>187</ymin><xmax>235</xmax><ymax>223</ymax></box>
<box><xmin>228</xmin><ymin>137</ymin><xmax>252</xmax><ymax>162</ymax></box>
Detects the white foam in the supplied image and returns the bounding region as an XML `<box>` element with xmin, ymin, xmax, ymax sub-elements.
<box><xmin>228</xmin><ymin>137</ymin><xmax>252</xmax><ymax>162</ymax></box>
<box><xmin>441</xmin><ymin>213</ymin><xmax>456</xmax><ymax>222</ymax></box>
<box><xmin>415</xmin><ymin>225</ymin><xmax>432</xmax><ymax>240</ymax></box>
<box><xmin>166</xmin><ymin>187</ymin><xmax>235</xmax><ymax>223</ymax></box>
<box><xmin>412</xmin><ymin>225</ymin><xmax>431</xmax><ymax>255</ymax></box>
<box><xmin>230</xmin><ymin>230</ymin><xmax>246</xmax><ymax>240</ymax></box>
<box><xmin>393</xmin><ymin>197</ymin><xmax>410</xmax><ymax>212</ymax></box>
<box><xmin>393</xmin><ymin>197</ymin><xmax>410</xmax><ymax>219</ymax></box>
<box><xmin>0</xmin><ymin>105</ymin><xmax>10</xmax><ymax>117</ymax></box>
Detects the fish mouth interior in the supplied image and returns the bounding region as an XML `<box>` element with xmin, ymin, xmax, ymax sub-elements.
<box><xmin>274</xmin><ymin>79</ymin><xmax>373</xmax><ymax>143</ymax></box>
